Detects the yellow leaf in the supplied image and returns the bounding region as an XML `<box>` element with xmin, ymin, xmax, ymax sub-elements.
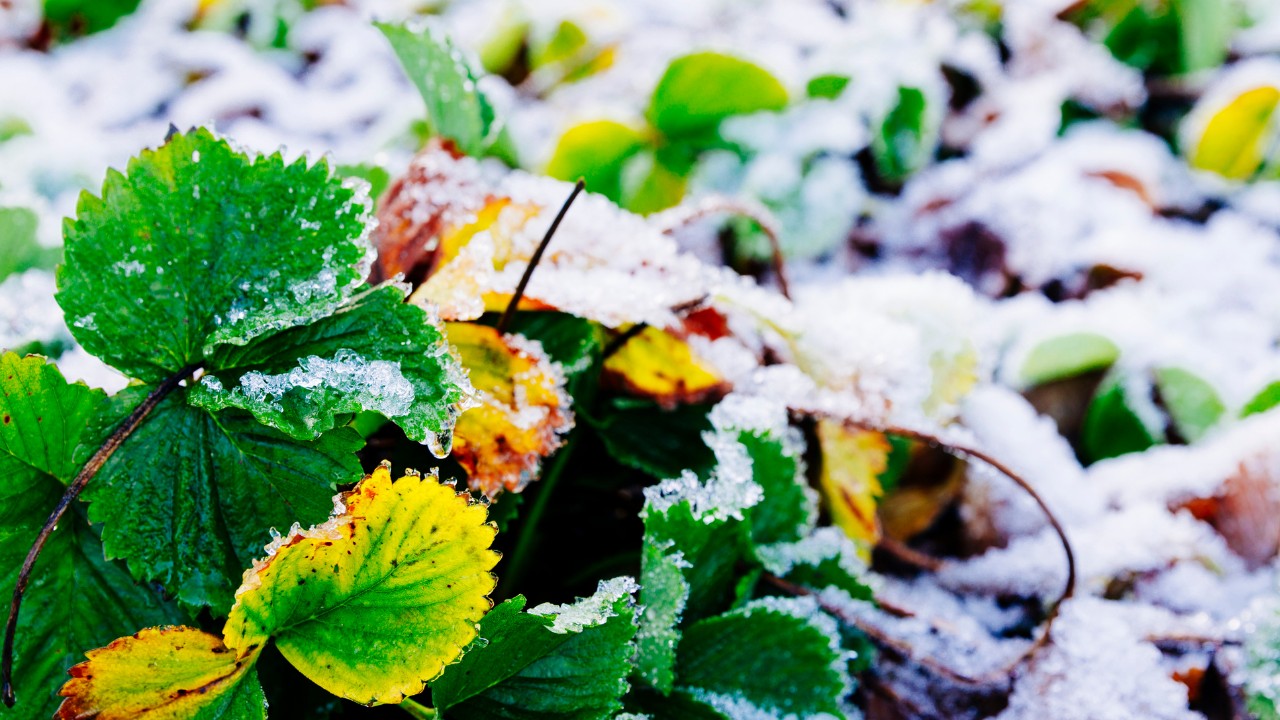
<box><xmin>602</xmin><ymin>325</ymin><xmax>727</xmax><ymax>408</ymax></box>
<box><xmin>816</xmin><ymin>419</ymin><xmax>888</xmax><ymax>555</ymax></box>
<box><xmin>446</xmin><ymin>322</ymin><xmax>574</xmax><ymax>496</ymax></box>
<box><xmin>56</xmin><ymin>627</ymin><xmax>265</xmax><ymax>719</ymax></box>
<box><xmin>223</xmin><ymin>464</ymin><xmax>499</xmax><ymax>705</ymax></box>
<box><xmin>1189</xmin><ymin>85</ymin><xmax>1280</xmax><ymax>180</ymax></box>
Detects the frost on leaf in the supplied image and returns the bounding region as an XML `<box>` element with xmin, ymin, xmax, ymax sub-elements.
<box><xmin>445</xmin><ymin>322</ymin><xmax>573</xmax><ymax>496</ymax></box>
<box><xmin>192</xmin><ymin>284</ymin><xmax>473</xmax><ymax>454</ymax></box>
<box><xmin>56</xmin><ymin>128</ymin><xmax>374</xmax><ymax>383</ymax></box>
<box><xmin>375</xmin><ymin>145</ymin><xmax>710</xmax><ymax>328</ymax></box>
<box><xmin>815</xmin><ymin>418</ymin><xmax>889</xmax><ymax>555</ymax></box>
<box><xmin>431</xmin><ymin>579</ymin><xmax>639</xmax><ymax>719</ymax></box>
<box><xmin>666</xmin><ymin>596</ymin><xmax>851</xmax><ymax>720</ymax></box>
<box><xmin>223</xmin><ymin>463</ymin><xmax>499</xmax><ymax>705</ymax></box>
<box><xmin>55</xmin><ymin>627</ymin><xmax>265</xmax><ymax>720</ymax></box>
<box><xmin>603</xmin><ymin>325</ymin><xmax>729</xmax><ymax>409</ymax></box>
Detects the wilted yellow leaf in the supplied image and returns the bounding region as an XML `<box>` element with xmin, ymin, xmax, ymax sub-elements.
<box><xmin>56</xmin><ymin>627</ymin><xmax>265</xmax><ymax>719</ymax></box>
<box><xmin>816</xmin><ymin>419</ymin><xmax>889</xmax><ymax>556</ymax></box>
<box><xmin>603</xmin><ymin>325</ymin><xmax>727</xmax><ymax>408</ymax></box>
<box><xmin>446</xmin><ymin>322</ymin><xmax>574</xmax><ymax>496</ymax></box>
<box><xmin>1188</xmin><ymin>85</ymin><xmax>1280</xmax><ymax>180</ymax></box>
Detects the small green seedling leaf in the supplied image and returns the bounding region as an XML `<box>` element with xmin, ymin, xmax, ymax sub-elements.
<box><xmin>1242</xmin><ymin>380</ymin><xmax>1280</xmax><ymax>418</ymax></box>
<box><xmin>223</xmin><ymin>464</ymin><xmax>499</xmax><ymax>704</ymax></box>
<box><xmin>1082</xmin><ymin>370</ymin><xmax>1162</xmax><ymax>462</ymax></box>
<box><xmin>1154</xmin><ymin>366</ymin><xmax>1224</xmax><ymax>442</ymax></box>
<box><xmin>0</xmin><ymin>207</ymin><xmax>58</xmax><ymax>283</ymax></box>
<box><xmin>1020</xmin><ymin>332</ymin><xmax>1120</xmax><ymax>386</ymax></box>
<box><xmin>55</xmin><ymin>627</ymin><xmax>265</xmax><ymax>720</ymax></box>
<box><xmin>431</xmin><ymin>579</ymin><xmax>638</xmax><ymax>718</ymax></box>
<box><xmin>546</xmin><ymin>121</ymin><xmax>648</xmax><ymax>203</ymax></box>
<box><xmin>871</xmin><ymin>86</ymin><xmax>932</xmax><ymax>185</ymax></box>
<box><xmin>378</xmin><ymin>22</ymin><xmax>506</xmax><ymax>161</ymax></box>
<box><xmin>647</xmin><ymin>52</ymin><xmax>788</xmax><ymax>141</ymax></box>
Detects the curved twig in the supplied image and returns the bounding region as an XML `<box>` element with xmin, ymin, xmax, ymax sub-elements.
<box><xmin>2</xmin><ymin>363</ymin><xmax>201</xmax><ymax>708</ymax></box>
<box><xmin>655</xmin><ymin>195</ymin><xmax>792</xmax><ymax>300</ymax></box>
<box><xmin>495</xmin><ymin>179</ymin><xmax>585</xmax><ymax>335</ymax></box>
<box><xmin>775</xmin><ymin>418</ymin><xmax>1077</xmax><ymax>687</ymax></box>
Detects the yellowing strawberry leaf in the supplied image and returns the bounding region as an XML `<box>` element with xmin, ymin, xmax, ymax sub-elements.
<box><xmin>83</xmin><ymin>387</ymin><xmax>364</xmax><ymax>614</ymax></box>
<box><xmin>55</xmin><ymin>627</ymin><xmax>265</xmax><ymax>720</ymax></box>
<box><xmin>668</xmin><ymin>597</ymin><xmax>850</xmax><ymax>718</ymax></box>
<box><xmin>191</xmin><ymin>284</ymin><xmax>471</xmax><ymax>453</ymax></box>
<box><xmin>57</xmin><ymin>128</ymin><xmax>374</xmax><ymax>383</ymax></box>
<box><xmin>222</xmin><ymin>464</ymin><xmax>499</xmax><ymax>705</ymax></box>
<box><xmin>430</xmin><ymin>578</ymin><xmax>638</xmax><ymax>719</ymax></box>
<box><xmin>816</xmin><ymin>419</ymin><xmax>888</xmax><ymax>554</ymax></box>
<box><xmin>445</xmin><ymin>322</ymin><xmax>573</xmax><ymax>496</ymax></box>
<box><xmin>647</xmin><ymin>52</ymin><xmax>788</xmax><ymax>141</ymax></box>
<box><xmin>0</xmin><ymin>354</ymin><xmax>180</xmax><ymax>716</ymax></box>
<box><xmin>602</xmin><ymin>326</ymin><xmax>727</xmax><ymax>409</ymax></box>
<box><xmin>1186</xmin><ymin>84</ymin><xmax>1280</xmax><ymax>180</ymax></box>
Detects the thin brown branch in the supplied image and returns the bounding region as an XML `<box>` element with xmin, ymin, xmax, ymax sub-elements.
<box><xmin>599</xmin><ymin>296</ymin><xmax>709</xmax><ymax>361</ymax></box>
<box><xmin>656</xmin><ymin>195</ymin><xmax>792</xmax><ymax>300</ymax></box>
<box><xmin>1</xmin><ymin>363</ymin><xmax>200</xmax><ymax>708</ymax></box>
<box><xmin>495</xmin><ymin>179</ymin><xmax>585</xmax><ymax>335</ymax></box>
<box><xmin>876</xmin><ymin>535</ymin><xmax>944</xmax><ymax>573</ymax></box>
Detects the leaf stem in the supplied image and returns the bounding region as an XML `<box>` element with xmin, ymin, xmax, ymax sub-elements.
<box><xmin>497</xmin><ymin>431</ymin><xmax>579</xmax><ymax>597</ymax></box>
<box><xmin>400</xmin><ymin>698</ymin><xmax>437</xmax><ymax>719</ymax></box>
<box><xmin>495</xmin><ymin>179</ymin><xmax>585</xmax><ymax>335</ymax></box>
<box><xmin>1</xmin><ymin>363</ymin><xmax>201</xmax><ymax>708</ymax></box>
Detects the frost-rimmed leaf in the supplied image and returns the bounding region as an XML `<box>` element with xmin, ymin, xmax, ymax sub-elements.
<box><xmin>82</xmin><ymin>386</ymin><xmax>364</xmax><ymax>614</ymax></box>
<box><xmin>223</xmin><ymin>464</ymin><xmax>499</xmax><ymax>705</ymax></box>
<box><xmin>56</xmin><ymin>128</ymin><xmax>374</xmax><ymax>383</ymax></box>
<box><xmin>0</xmin><ymin>354</ymin><xmax>180</xmax><ymax>716</ymax></box>
<box><xmin>431</xmin><ymin>577</ymin><xmax>638</xmax><ymax>718</ymax></box>
<box><xmin>55</xmin><ymin>627</ymin><xmax>265</xmax><ymax>720</ymax></box>
<box><xmin>445</xmin><ymin>322</ymin><xmax>573</xmax><ymax>496</ymax></box>
<box><xmin>602</xmin><ymin>326</ymin><xmax>727</xmax><ymax>409</ymax></box>
<box><xmin>671</xmin><ymin>596</ymin><xmax>851</xmax><ymax>719</ymax></box>
<box><xmin>755</xmin><ymin>528</ymin><xmax>875</xmax><ymax>603</ymax></box>
<box><xmin>708</xmin><ymin>394</ymin><xmax>816</xmax><ymax>546</ymax></box>
<box><xmin>190</xmin><ymin>284</ymin><xmax>472</xmax><ymax>453</ymax></box>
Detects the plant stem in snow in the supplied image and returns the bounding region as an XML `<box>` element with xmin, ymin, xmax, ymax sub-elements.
<box><xmin>495</xmin><ymin>179</ymin><xmax>585</xmax><ymax>335</ymax></box>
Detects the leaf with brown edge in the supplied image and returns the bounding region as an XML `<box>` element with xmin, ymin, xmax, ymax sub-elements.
<box><xmin>445</xmin><ymin>322</ymin><xmax>573</xmax><ymax>497</ymax></box>
<box><xmin>602</xmin><ymin>325</ymin><xmax>727</xmax><ymax>409</ymax></box>
<box><xmin>55</xmin><ymin>626</ymin><xmax>265</xmax><ymax>720</ymax></box>
<box><xmin>815</xmin><ymin>419</ymin><xmax>888</xmax><ymax>556</ymax></box>
<box><xmin>222</xmin><ymin>463</ymin><xmax>499</xmax><ymax>706</ymax></box>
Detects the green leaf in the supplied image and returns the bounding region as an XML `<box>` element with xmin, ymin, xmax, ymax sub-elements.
<box><xmin>1174</xmin><ymin>0</ymin><xmax>1232</xmax><ymax>73</ymax></box>
<box><xmin>43</xmin><ymin>0</ymin><xmax>143</xmax><ymax>36</ymax></box>
<box><xmin>506</xmin><ymin>312</ymin><xmax>603</xmax><ymax>402</ymax></box>
<box><xmin>222</xmin><ymin>465</ymin><xmax>500</xmax><ymax>705</ymax></box>
<box><xmin>647</xmin><ymin>52</ymin><xmax>788</xmax><ymax>141</ymax></box>
<box><xmin>337</xmin><ymin>163</ymin><xmax>392</xmax><ymax>203</ymax></box>
<box><xmin>57</xmin><ymin>128</ymin><xmax>373</xmax><ymax>383</ymax></box>
<box><xmin>755</xmin><ymin>528</ymin><xmax>875</xmax><ymax>604</ymax></box>
<box><xmin>432</xmin><ymin>578</ymin><xmax>638</xmax><ymax>719</ymax></box>
<box><xmin>1154</xmin><ymin>366</ymin><xmax>1224</xmax><ymax>443</ymax></box>
<box><xmin>54</xmin><ymin>627</ymin><xmax>264</xmax><ymax>720</ymax></box>
<box><xmin>737</xmin><ymin>430</ymin><xmax>814</xmax><ymax>546</ymax></box>
<box><xmin>1020</xmin><ymin>332</ymin><xmax>1120</xmax><ymax>386</ymax></box>
<box><xmin>634</xmin><ymin>541</ymin><xmax>691</xmax><ymax>694</ymax></box>
<box><xmin>591</xmin><ymin>398</ymin><xmax>716</xmax><ymax>480</ymax></box>
<box><xmin>807</xmin><ymin>74</ymin><xmax>851</xmax><ymax>100</ymax></box>
<box><xmin>546</xmin><ymin>121</ymin><xmax>648</xmax><ymax>203</ymax></box>
<box><xmin>1082</xmin><ymin>371</ymin><xmax>1162</xmax><ymax>462</ymax></box>
<box><xmin>378</xmin><ymin>22</ymin><xmax>505</xmax><ymax>161</ymax></box>
<box><xmin>191</xmin><ymin>284</ymin><xmax>470</xmax><ymax>452</ymax></box>
<box><xmin>82</xmin><ymin>387</ymin><xmax>364</xmax><ymax>613</ymax></box>
<box><xmin>620</xmin><ymin>149</ymin><xmax>689</xmax><ymax>215</ymax></box>
<box><xmin>1242</xmin><ymin>597</ymin><xmax>1280</xmax><ymax>720</ymax></box>
<box><xmin>0</xmin><ymin>354</ymin><xmax>179</xmax><ymax>716</ymax></box>
<box><xmin>1242</xmin><ymin>380</ymin><xmax>1280</xmax><ymax>418</ymax></box>
<box><xmin>0</xmin><ymin>207</ymin><xmax>58</xmax><ymax>283</ymax></box>
<box><xmin>871</xmin><ymin>86</ymin><xmax>931</xmax><ymax>185</ymax></box>
<box><xmin>672</xmin><ymin>597</ymin><xmax>850</xmax><ymax>718</ymax></box>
